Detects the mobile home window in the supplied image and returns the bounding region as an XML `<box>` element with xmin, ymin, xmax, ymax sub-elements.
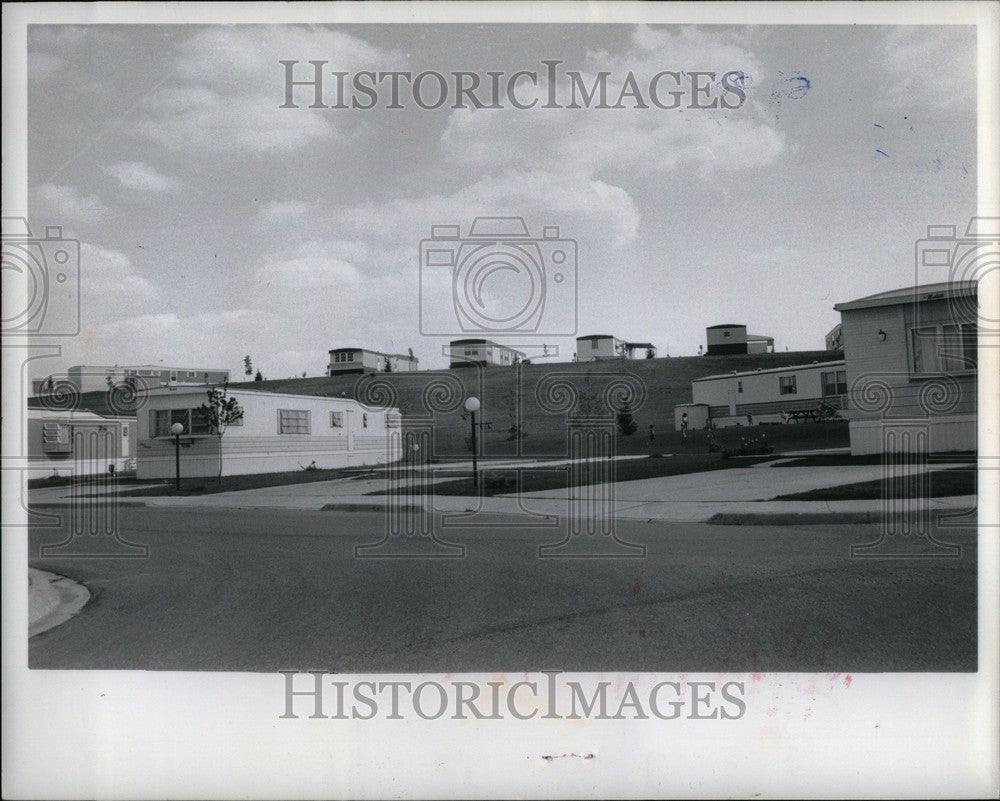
<box><xmin>941</xmin><ymin>323</ymin><xmax>977</xmax><ymax>371</ymax></box>
<box><xmin>362</xmin><ymin>413</ymin><xmax>368</xmax><ymax>428</ymax></box>
<box><xmin>779</xmin><ymin>375</ymin><xmax>797</xmax><ymax>395</ymax></box>
<box><xmin>821</xmin><ymin>370</ymin><xmax>847</xmax><ymax>396</ymax></box>
<box><xmin>591</xmin><ymin>340</ymin><xmax>599</xmax><ymax>349</ymax></box>
<box><xmin>278</xmin><ymin>409</ymin><xmax>311</xmax><ymax>434</ymax></box>
<box><xmin>737</xmin><ymin>380</ymin><xmax>743</xmax><ymax>394</ymax></box>
<box><xmin>911</xmin><ymin>324</ymin><xmax>977</xmax><ymax>373</ymax></box>
<box><xmin>330</xmin><ymin>411</ymin><xmax>343</xmax><ymax>428</ymax></box>
<box><xmin>152</xmin><ymin>408</ymin><xmax>213</xmax><ymax>436</ymax></box>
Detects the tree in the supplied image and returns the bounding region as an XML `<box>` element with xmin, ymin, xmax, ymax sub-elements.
<box><xmin>243</xmin><ymin>355</ymin><xmax>253</xmax><ymax>377</ymax></box>
<box><xmin>199</xmin><ymin>385</ymin><xmax>244</xmax><ymax>486</ymax></box>
<box><xmin>646</xmin><ymin>347</ymin><xmax>655</xmax><ymax>359</ymax></box>
<box><xmin>254</xmin><ymin>370</ymin><xmax>264</xmax><ymax>382</ymax></box>
<box><xmin>616</xmin><ymin>402</ymin><xmax>638</xmax><ymax>436</ymax></box>
<box><xmin>383</xmin><ymin>356</ymin><xmax>393</xmax><ymax>373</ymax></box>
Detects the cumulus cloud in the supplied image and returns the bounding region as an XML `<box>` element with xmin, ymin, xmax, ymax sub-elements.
<box><xmin>105</xmin><ymin>162</ymin><xmax>181</xmax><ymax>193</ymax></box>
<box><xmin>81</xmin><ymin>308</ymin><xmax>287</xmax><ymax>374</ymax></box>
<box><xmin>880</xmin><ymin>27</ymin><xmax>976</xmax><ymax>111</ymax></box>
<box><xmin>440</xmin><ymin>25</ymin><xmax>783</xmax><ymax>180</ymax></box>
<box><xmin>133</xmin><ymin>26</ymin><xmax>404</xmax><ymax>154</ymax></box>
<box><xmin>80</xmin><ymin>244</ymin><xmax>162</xmax><ymax>306</ymax></box>
<box><xmin>257</xmin><ymin>200</ymin><xmax>317</xmax><ymax>225</ymax></box>
<box><xmin>334</xmin><ymin>169</ymin><xmax>641</xmax><ymax>249</ymax></box>
<box><xmin>35</xmin><ymin>183</ymin><xmax>109</xmax><ymax>223</ymax></box>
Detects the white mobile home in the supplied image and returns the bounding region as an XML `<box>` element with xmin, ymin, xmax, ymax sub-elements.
<box><xmin>705</xmin><ymin>325</ymin><xmax>774</xmax><ymax>355</ymax></box>
<box><xmin>448</xmin><ymin>339</ymin><xmax>525</xmax><ymax>368</ymax></box>
<box><xmin>136</xmin><ymin>387</ymin><xmax>401</xmax><ymax>479</ymax></box>
<box><xmin>327</xmin><ymin>348</ymin><xmax>419</xmax><ymax>376</ymax></box>
<box><xmin>27</xmin><ymin>409</ymin><xmax>134</xmax><ymax>479</ymax></box>
<box><xmin>575</xmin><ymin>334</ymin><xmax>658</xmax><ymax>361</ymax></box>
<box><xmin>687</xmin><ymin>360</ymin><xmax>847</xmax><ymax>427</ymax></box>
<box><xmin>833</xmin><ymin>281</ymin><xmax>977</xmax><ymax>455</ymax></box>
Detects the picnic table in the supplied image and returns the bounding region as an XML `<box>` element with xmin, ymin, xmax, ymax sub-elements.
<box><xmin>783</xmin><ymin>408</ymin><xmax>834</xmax><ymax>424</ymax></box>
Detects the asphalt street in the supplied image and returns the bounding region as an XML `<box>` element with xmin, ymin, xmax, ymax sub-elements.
<box><xmin>28</xmin><ymin>507</ymin><xmax>977</xmax><ymax>672</ymax></box>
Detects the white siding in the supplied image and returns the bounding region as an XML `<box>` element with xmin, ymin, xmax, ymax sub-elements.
<box><xmin>136</xmin><ymin>388</ymin><xmax>400</xmax><ymax>479</ymax></box>
<box><xmin>840</xmin><ymin>300</ymin><xmax>976</xmax><ymax>421</ymax></box>
<box><xmin>692</xmin><ymin>363</ymin><xmax>840</xmax><ymax>406</ymax></box>
<box><xmin>576</xmin><ymin>337</ymin><xmax>620</xmax><ymax>361</ymax></box>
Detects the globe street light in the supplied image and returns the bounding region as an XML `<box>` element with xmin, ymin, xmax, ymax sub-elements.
<box><xmin>464</xmin><ymin>396</ymin><xmax>480</xmax><ymax>488</ymax></box>
<box><xmin>170</xmin><ymin>421</ymin><xmax>184</xmax><ymax>491</ymax></box>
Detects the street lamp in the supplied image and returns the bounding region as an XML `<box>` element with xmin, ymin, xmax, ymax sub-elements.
<box><xmin>464</xmin><ymin>396</ymin><xmax>480</xmax><ymax>488</ymax></box>
<box><xmin>170</xmin><ymin>421</ymin><xmax>184</xmax><ymax>491</ymax></box>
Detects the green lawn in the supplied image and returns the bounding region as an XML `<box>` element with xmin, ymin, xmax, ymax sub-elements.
<box><xmin>28</xmin><ymin>474</ymin><xmax>137</xmax><ymax>489</ymax></box>
<box><xmin>771</xmin><ymin>451</ymin><xmax>976</xmax><ymax>468</ymax></box>
<box><xmin>370</xmin><ymin>452</ymin><xmax>779</xmax><ymax>498</ymax></box>
<box><xmin>770</xmin><ymin>466</ymin><xmax>976</xmax><ymax>501</ymax></box>
<box><xmin>123</xmin><ymin>464</ymin><xmax>387</xmax><ymax>497</ymax></box>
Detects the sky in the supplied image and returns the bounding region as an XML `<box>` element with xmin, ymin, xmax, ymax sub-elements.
<box><xmin>25</xmin><ymin>23</ymin><xmax>977</xmax><ymax>379</ymax></box>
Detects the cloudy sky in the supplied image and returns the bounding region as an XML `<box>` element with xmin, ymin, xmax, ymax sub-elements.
<box><xmin>26</xmin><ymin>23</ymin><xmax>976</xmax><ymax>379</ymax></box>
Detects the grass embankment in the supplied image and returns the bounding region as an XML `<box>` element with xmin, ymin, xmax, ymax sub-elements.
<box><xmin>770</xmin><ymin>465</ymin><xmax>976</xmax><ymax>501</ymax></box>
<box><xmin>119</xmin><ymin>465</ymin><xmax>387</xmax><ymax>497</ymax></box>
<box><xmin>371</xmin><ymin>452</ymin><xmax>779</xmax><ymax>498</ymax></box>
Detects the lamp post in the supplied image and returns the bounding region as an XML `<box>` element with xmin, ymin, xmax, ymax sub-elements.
<box><xmin>464</xmin><ymin>396</ymin><xmax>480</xmax><ymax>488</ymax></box>
<box><xmin>170</xmin><ymin>422</ymin><xmax>184</xmax><ymax>491</ymax></box>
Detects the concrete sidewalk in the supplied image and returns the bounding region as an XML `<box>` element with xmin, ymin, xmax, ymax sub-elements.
<box><xmin>26</xmin><ymin>460</ymin><xmax>976</xmax><ymax>525</ymax></box>
<box><xmin>29</xmin><ymin>568</ymin><xmax>90</xmax><ymax>638</ymax></box>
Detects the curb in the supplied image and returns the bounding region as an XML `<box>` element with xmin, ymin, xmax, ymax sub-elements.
<box><xmin>320</xmin><ymin>503</ymin><xmax>425</xmax><ymax>512</ymax></box>
<box><xmin>29</xmin><ymin>501</ymin><xmax>148</xmax><ymax>508</ymax></box>
<box><xmin>708</xmin><ymin>511</ymin><xmax>880</xmax><ymax>526</ymax></box>
<box><xmin>29</xmin><ymin>569</ymin><xmax>91</xmax><ymax>638</ymax></box>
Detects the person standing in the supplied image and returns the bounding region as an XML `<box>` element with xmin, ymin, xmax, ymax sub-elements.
<box><xmin>680</xmin><ymin>412</ymin><xmax>688</xmax><ymax>439</ymax></box>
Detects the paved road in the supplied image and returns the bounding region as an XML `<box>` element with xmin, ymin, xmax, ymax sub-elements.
<box><xmin>28</xmin><ymin>507</ymin><xmax>977</xmax><ymax>672</ymax></box>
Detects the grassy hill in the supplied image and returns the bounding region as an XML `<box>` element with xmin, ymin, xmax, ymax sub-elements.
<box><xmin>28</xmin><ymin>351</ymin><xmax>843</xmax><ymax>460</ymax></box>
<box><xmin>231</xmin><ymin>350</ymin><xmax>842</xmax><ymax>459</ymax></box>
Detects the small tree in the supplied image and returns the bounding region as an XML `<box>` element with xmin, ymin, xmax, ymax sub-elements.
<box><xmin>383</xmin><ymin>356</ymin><xmax>393</xmax><ymax>373</ymax></box>
<box><xmin>254</xmin><ymin>370</ymin><xmax>264</xmax><ymax>382</ymax></box>
<box><xmin>199</xmin><ymin>385</ymin><xmax>244</xmax><ymax>486</ymax></box>
<box><xmin>616</xmin><ymin>402</ymin><xmax>638</xmax><ymax>436</ymax></box>
<box><xmin>244</xmin><ymin>355</ymin><xmax>253</xmax><ymax>378</ymax></box>
<box><xmin>645</xmin><ymin>347</ymin><xmax>655</xmax><ymax>359</ymax></box>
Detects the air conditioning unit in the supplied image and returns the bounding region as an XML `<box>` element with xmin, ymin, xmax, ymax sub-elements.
<box><xmin>41</xmin><ymin>423</ymin><xmax>72</xmax><ymax>453</ymax></box>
